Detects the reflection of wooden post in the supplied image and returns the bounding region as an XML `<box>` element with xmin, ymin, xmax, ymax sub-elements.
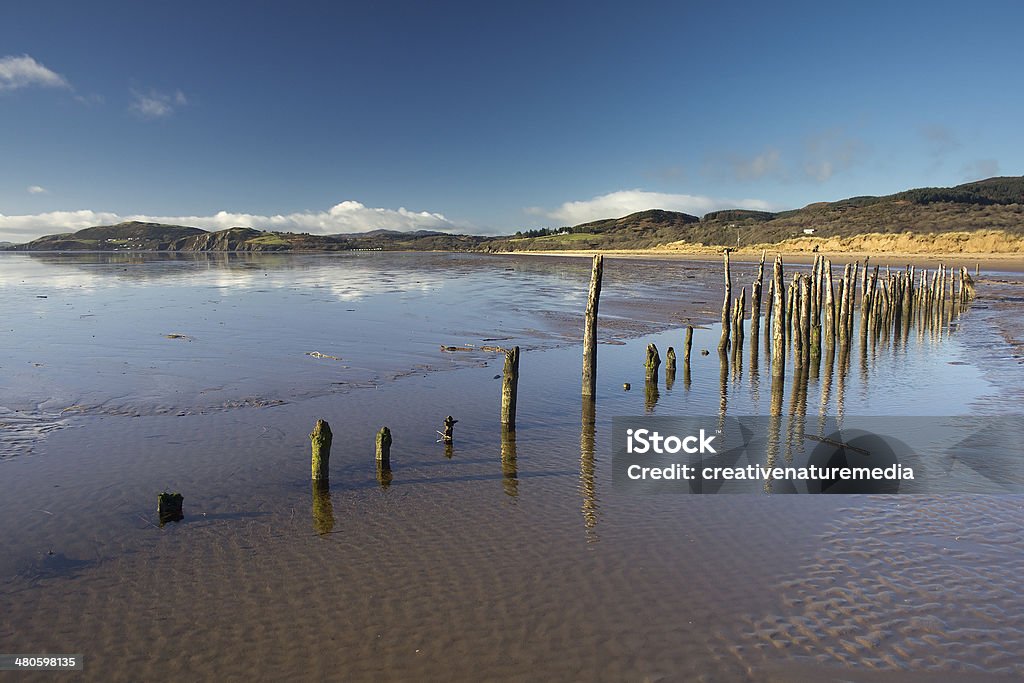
<box><xmin>580</xmin><ymin>399</ymin><xmax>597</xmax><ymax>538</ymax></box>
<box><xmin>376</xmin><ymin>426</ymin><xmax>392</xmax><ymax>486</ymax></box>
<box><xmin>770</xmin><ymin>256</ymin><xmax>786</xmax><ymax>378</ymax></box>
<box><xmin>501</xmin><ymin>346</ymin><xmax>519</xmax><ymax>431</ymax></box>
<box><xmin>312</xmin><ymin>482</ymin><xmax>334</xmax><ymax>535</ymax></box>
<box><xmin>719</xmin><ymin>251</ymin><xmax>731</xmax><ymax>352</ymax></box>
<box><xmin>310</xmin><ymin>419</ymin><xmax>332</xmax><ymax>482</ymax></box>
<box><xmin>501</xmin><ymin>429</ymin><xmax>518</xmax><ymax>498</ymax></box>
<box><xmin>582</xmin><ymin>255</ymin><xmax>603</xmax><ymax>398</ymax></box>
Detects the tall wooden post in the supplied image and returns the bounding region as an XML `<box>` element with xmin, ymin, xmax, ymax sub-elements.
<box><xmin>501</xmin><ymin>346</ymin><xmax>520</xmax><ymax>431</ymax></box>
<box><xmin>581</xmin><ymin>255</ymin><xmax>603</xmax><ymax>398</ymax></box>
<box><xmin>771</xmin><ymin>255</ymin><xmax>786</xmax><ymax>378</ymax></box>
<box><xmin>719</xmin><ymin>250</ymin><xmax>732</xmax><ymax>352</ymax></box>
<box><xmin>751</xmin><ymin>249</ymin><xmax>766</xmax><ymax>336</ymax></box>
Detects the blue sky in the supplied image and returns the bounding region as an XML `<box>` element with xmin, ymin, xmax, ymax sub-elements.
<box><xmin>1</xmin><ymin>0</ymin><xmax>1021</xmax><ymax>242</ymax></box>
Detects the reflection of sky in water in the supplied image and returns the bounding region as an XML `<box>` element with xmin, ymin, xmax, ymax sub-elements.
<box><xmin>0</xmin><ymin>252</ymin><xmax>644</xmax><ymax>422</ymax></box>
<box><xmin>1</xmin><ymin>251</ymin><xmax>1018</xmax><ymax>446</ymax></box>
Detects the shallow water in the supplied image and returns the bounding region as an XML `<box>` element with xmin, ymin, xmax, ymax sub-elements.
<box><xmin>1</xmin><ymin>252</ymin><xmax>1022</xmax><ymax>681</ymax></box>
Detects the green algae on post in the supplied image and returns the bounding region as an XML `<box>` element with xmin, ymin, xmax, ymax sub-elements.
<box><xmin>157</xmin><ymin>491</ymin><xmax>184</xmax><ymax>526</ymax></box>
<box><xmin>310</xmin><ymin>419</ymin><xmax>332</xmax><ymax>482</ymax></box>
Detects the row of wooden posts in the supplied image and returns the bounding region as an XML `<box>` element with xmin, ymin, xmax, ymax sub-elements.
<box><xmin>306</xmin><ymin>252</ymin><xmax>977</xmax><ymax>485</ymax></box>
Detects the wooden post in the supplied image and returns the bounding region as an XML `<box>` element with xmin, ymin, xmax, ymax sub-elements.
<box><xmin>823</xmin><ymin>259</ymin><xmax>835</xmax><ymax>351</ymax></box>
<box><xmin>684</xmin><ymin>325</ymin><xmax>694</xmax><ymax>365</ymax></box>
<box><xmin>310</xmin><ymin>418</ymin><xmax>332</xmax><ymax>482</ymax></box>
<box><xmin>751</xmin><ymin>249</ymin><xmax>766</xmax><ymax>336</ymax></box>
<box><xmin>376</xmin><ymin>426</ymin><xmax>392</xmax><ymax>485</ymax></box>
<box><xmin>799</xmin><ymin>275</ymin><xmax>811</xmax><ymax>368</ymax></box>
<box><xmin>771</xmin><ymin>255</ymin><xmax>786</xmax><ymax>378</ymax></box>
<box><xmin>719</xmin><ymin>250</ymin><xmax>732</xmax><ymax>352</ymax></box>
<box><xmin>581</xmin><ymin>255</ymin><xmax>603</xmax><ymax>398</ymax></box>
<box><xmin>645</xmin><ymin>343</ymin><xmax>661</xmax><ymax>383</ymax></box>
<box><xmin>442</xmin><ymin>415</ymin><xmax>457</xmax><ymax>444</ymax></box>
<box><xmin>501</xmin><ymin>346</ymin><xmax>520</xmax><ymax>431</ymax></box>
<box><xmin>765</xmin><ymin>275</ymin><xmax>775</xmax><ymax>340</ymax></box>
<box><xmin>157</xmin><ymin>491</ymin><xmax>184</xmax><ymax>526</ymax></box>
<box><xmin>837</xmin><ymin>264</ymin><xmax>850</xmax><ymax>348</ymax></box>
<box><xmin>665</xmin><ymin>347</ymin><xmax>676</xmax><ymax>390</ymax></box>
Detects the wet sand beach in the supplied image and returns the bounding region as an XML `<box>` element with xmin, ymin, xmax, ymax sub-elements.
<box><xmin>1</xmin><ymin>252</ymin><xmax>1022</xmax><ymax>682</ymax></box>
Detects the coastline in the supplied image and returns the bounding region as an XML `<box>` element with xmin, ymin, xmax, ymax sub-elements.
<box><xmin>497</xmin><ymin>247</ymin><xmax>1024</xmax><ymax>272</ymax></box>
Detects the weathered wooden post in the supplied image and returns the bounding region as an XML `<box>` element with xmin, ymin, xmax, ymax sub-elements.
<box><xmin>837</xmin><ymin>264</ymin><xmax>850</xmax><ymax>348</ymax></box>
<box><xmin>442</xmin><ymin>415</ymin><xmax>457</xmax><ymax>444</ymax></box>
<box><xmin>771</xmin><ymin>255</ymin><xmax>786</xmax><ymax>378</ymax></box>
<box><xmin>582</xmin><ymin>255</ymin><xmax>603</xmax><ymax>398</ymax></box>
<box><xmin>501</xmin><ymin>346</ymin><xmax>520</xmax><ymax>431</ymax></box>
<box><xmin>737</xmin><ymin>287</ymin><xmax>747</xmax><ymax>346</ymax></box>
<box><xmin>751</xmin><ymin>250</ymin><xmax>766</xmax><ymax>337</ymax></box>
<box><xmin>376</xmin><ymin>426</ymin><xmax>392</xmax><ymax>485</ymax></box>
<box><xmin>157</xmin><ymin>491</ymin><xmax>184</xmax><ymax>526</ymax></box>
<box><xmin>823</xmin><ymin>259</ymin><xmax>835</xmax><ymax>351</ymax></box>
<box><xmin>791</xmin><ymin>278</ymin><xmax>803</xmax><ymax>365</ymax></box>
<box><xmin>799</xmin><ymin>275</ymin><xmax>811</xmax><ymax>368</ymax></box>
<box><xmin>719</xmin><ymin>250</ymin><xmax>732</xmax><ymax>352</ymax></box>
<box><xmin>684</xmin><ymin>326</ymin><xmax>694</xmax><ymax>365</ymax></box>
<box><xmin>645</xmin><ymin>343</ymin><xmax>661</xmax><ymax>383</ymax></box>
<box><xmin>665</xmin><ymin>346</ymin><xmax>676</xmax><ymax>390</ymax></box>
<box><xmin>310</xmin><ymin>419</ymin><xmax>332</xmax><ymax>482</ymax></box>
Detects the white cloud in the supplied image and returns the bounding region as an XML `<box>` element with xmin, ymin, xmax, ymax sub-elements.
<box><xmin>537</xmin><ymin>190</ymin><xmax>775</xmax><ymax>225</ymax></box>
<box><xmin>0</xmin><ymin>55</ymin><xmax>70</xmax><ymax>92</ymax></box>
<box><xmin>0</xmin><ymin>201</ymin><xmax>457</xmax><ymax>244</ymax></box>
<box><xmin>27</xmin><ymin>185</ymin><xmax>47</xmax><ymax>194</ymax></box>
<box><xmin>130</xmin><ymin>89</ymin><xmax>188</xmax><ymax>118</ymax></box>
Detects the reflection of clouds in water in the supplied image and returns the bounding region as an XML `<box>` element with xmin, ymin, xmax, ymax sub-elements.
<box><xmin>0</xmin><ymin>256</ymin><xmax>110</xmax><ymax>293</ymax></box>
<box><xmin>0</xmin><ymin>255</ymin><xmax>449</xmax><ymax>302</ymax></box>
<box><xmin>203</xmin><ymin>265</ymin><xmax>446</xmax><ymax>302</ymax></box>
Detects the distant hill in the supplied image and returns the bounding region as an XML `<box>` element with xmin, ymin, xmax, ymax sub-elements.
<box><xmin>6</xmin><ymin>177</ymin><xmax>1024</xmax><ymax>253</ymax></box>
<box><xmin>484</xmin><ymin>176</ymin><xmax>1024</xmax><ymax>252</ymax></box>
<box><xmin>6</xmin><ymin>221</ymin><xmax>486</xmax><ymax>252</ymax></box>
